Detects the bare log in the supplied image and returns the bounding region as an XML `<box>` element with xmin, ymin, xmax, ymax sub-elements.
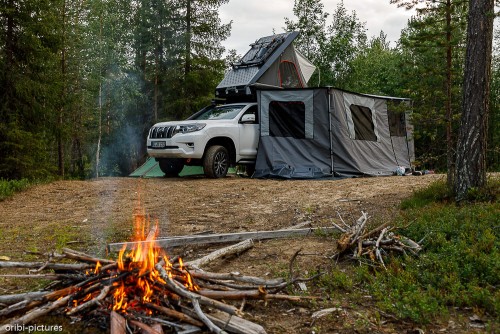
<box><xmin>186</xmin><ymin>239</ymin><xmax>254</xmax><ymax>268</ymax></box>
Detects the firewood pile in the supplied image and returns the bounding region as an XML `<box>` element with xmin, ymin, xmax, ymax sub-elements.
<box><xmin>0</xmin><ymin>242</ymin><xmax>312</xmax><ymax>334</ymax></box>
<box><xmin>0</xmin><ymin>209</ymin><xmax>313</xmax><ymax>334</ymax></box>
<box><xmin>331</xmin><ymin>212</ymin><xmax>422</xmax><ymax>268</ymax></box>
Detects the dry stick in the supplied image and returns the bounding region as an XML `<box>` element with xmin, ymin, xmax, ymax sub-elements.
<box><xmin>197</xmin><ymin>289</ymin><xmax>302</xmax><ymax>301</ymax></box>
<box><xmin>135</xmin><ymin>316</ymin><xmax>186</xmax><ymax>330</ymax></box>
<box><xmin>288</xmin><ymin>248</ymin><xmax>302</xmax><ymax>282</ymax></box>
<box><xmin>166</xmin><ymin>278</ymin><xmax>227</xmax><ymax>334</ymax></box>
<box><xmin>0</xmin><ymin>261</ymin><xmax>92</xmax><ymax>271</ymax></box>
<box><xmin>375</xmin><ymin>228</ymin><xmax>388</xmax><ymax>270</ymax></box>
<box><xmin>66</xmin><ymin>285</ymin><xmax>111</xmax><ymax>316</ymax></box>
<box><xmin>182</xmin><ymin>308</ymin><xmax>267</xmax><ymax>334</ymax></box>
<box><xmin>353</xmin><ymin>222</ymin><xmax>391</xmax><ymax>246</ymax></box>
<box><xmin>155</xmin><ymin>260</ymin><xmax>241</xmax><ymax>316</ymax></box>
<box><xmin>0</xmin><ymin>274</ymin><xmax>79</xmax><ymax>280</ymax></box>
<box><xmin>145</xmin><ymin>303</ymin><xmax>204</xmax><ymax>327</ymax></box>
<box><xmin>187</xmin><ymin>270</ymin><xmax>285</xmax><ymax>287</ymax></box>
<box><xmin>185</xmin><ymin>239</ymin><xmax>254</xmax><ymax>269</ymax></box>
<box><xmin>337</xmin><ymin>212</ymin><xmax>351</xmax><ymax>230</ymax></box>
<box><xmin>0</xmin><ymin>295</ymin><xmax>71</xmax><ymax>334</ymax></box>
<box><xmin>62</xmin><ymin>248</ymin><xmax>115</xmax><ymax>265</ymax></box>
<box><xmin>331</xmin><ymin>221</ymin><xmax>347</xmax><ymax>233</ymax></box>
<box><xmin>191</xmin><ymin>298</ymin><xmax>228</xmax><ymax>334</ymax></box>
<box><xmin>0</xmin><ymin>292</ymin><xmax>48</xmax><ymax>305</ymax></box>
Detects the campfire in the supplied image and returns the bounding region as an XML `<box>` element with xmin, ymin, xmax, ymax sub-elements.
<box><xmin>0</xmin><ymin>193</ymin><xmax>422</xmax><ymax>334</ymax></box>
<box><xmin>0</xmin><ymin>198</ymin><xmax>308</xmax><ymax>334</ymax></box>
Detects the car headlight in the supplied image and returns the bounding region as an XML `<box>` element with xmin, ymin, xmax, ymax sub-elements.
<box><xmin>172</xmin><ymin>123</ymin><xmax>206</xmax><ymax>136</ymax></box>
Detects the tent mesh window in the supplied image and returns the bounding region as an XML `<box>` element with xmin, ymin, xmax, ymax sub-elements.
<box><xmin>350</xmin><ymin>104</ymin><xmax>377</xmax><ymax>141</ymax></box>
<box><xmin>279</xmin><ymin>61</ymin><xmax>303</xmax><ymax>88</ymax></box>
<box><xmin>269</xmin><ymin>101</ymin><xmax>306</xmax><ymax>138</ymax></box>
<box><xmin>387</xmin><ymin>102</ymin><xmax>407</xmax><ymax>137</ymax></box>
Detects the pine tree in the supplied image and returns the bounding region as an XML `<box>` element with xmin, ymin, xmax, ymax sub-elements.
<box><xmin>391</xmin><ymin>0</ymin><xmax>468</xmax><ymax>185</ymax></box>
<box><xmin>454</xmin><ymin>0</ymin><xmax>494</xmax><ymax>201</ymax></box>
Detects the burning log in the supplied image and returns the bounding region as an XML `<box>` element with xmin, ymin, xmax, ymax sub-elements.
<box><xmin>331</xmin><ymin>212</ymin><xmax>422</xmax><ymax>268</ymax></box>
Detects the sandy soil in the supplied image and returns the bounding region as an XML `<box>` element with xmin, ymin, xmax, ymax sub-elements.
<box><xmin>3</xmin><ymin>173</ymin><xmax>487</xmax><ymax>333</ymax></box>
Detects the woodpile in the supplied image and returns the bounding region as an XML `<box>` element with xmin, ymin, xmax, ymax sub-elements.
<box><xmin>0</xmin><ymin>207</ymin><xmax>422</xmax><ymax>333</ymax></box>
<box><xmin>0</xmin><ymin>241</ymin><xmax>310</xmax><ymax>334</ymax></box>
<box><xmin>331</xmin><ymin>212</ymin><xmax>422</xmax><ymax>268</ymax></box>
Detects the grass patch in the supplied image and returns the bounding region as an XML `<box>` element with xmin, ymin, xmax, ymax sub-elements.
<box><xmin>377</xmin><ymin>180</ymin><xmax>500</xmax><ymax>323</ymax></box>
<box><xmin>373</xmin><ymin>201</ymin><xmax>499</xmax><ymax>323</ymax></box>
<box><xmin>0</xmin><ymin>178</ymin><xmax>33</xmax><ymax>201</ymax></box>
<box><xmin>325</xmin><ymin>179</ymin><xmax>500</xmax><ymax>325</ymax></box>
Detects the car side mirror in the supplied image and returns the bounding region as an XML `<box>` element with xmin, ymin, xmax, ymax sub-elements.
<box><xmin>240</xmin><ymin>114</ymin><xmax>256</xmax><ymax>123</ymax></box>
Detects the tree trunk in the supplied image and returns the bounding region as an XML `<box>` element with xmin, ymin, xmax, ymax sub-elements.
<box><xmin>5</xmin><ymin>0</ymin><xmax>14</xmax><ymax>68</ymax></box>
<box><xmin>454</xmin><ymin>0</ymin><xmax>494</xmax><ymax>201</ymax></box>
<box><xmin>58</xmin><ymin>0</ymin><xmax>67</xmax><ymax>178</ymax></box>
<box><xmin>445</xmin><ymin>0</ymin><xmax>454</xmax><ymax>188</ymax></box>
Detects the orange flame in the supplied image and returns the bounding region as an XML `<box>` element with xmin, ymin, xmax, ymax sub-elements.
<box><xmin>112</xmin><ymin>191</ymin><xmax>198</xmax><ymax>312</ymax></box>
<box><xmin>94</xmin><ymin>261</ymin><xmax>101</xmax><ymax>274</ymax></box>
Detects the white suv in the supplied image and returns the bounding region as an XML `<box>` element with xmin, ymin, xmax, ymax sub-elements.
<box><xmin>147</xmin><ymin>103</ymin><xmax>259</xmax><ymax>178</ymax></box>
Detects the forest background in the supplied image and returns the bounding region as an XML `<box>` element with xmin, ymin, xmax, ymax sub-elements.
<box><xmin>0</xmin><ymin>0</ymin><xmax>498</xmax><ymax>180</ymax></box>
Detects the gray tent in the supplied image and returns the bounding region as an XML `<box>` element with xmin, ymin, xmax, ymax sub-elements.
<box><xmin>253</xmin><ymin>88</ymin><xmax>414</xmax><ymax>178</ymax></box>
<box><xmin>216</xmin><ymin>32</ymin><xmax>316</xmax><ymax>100</ymax></box>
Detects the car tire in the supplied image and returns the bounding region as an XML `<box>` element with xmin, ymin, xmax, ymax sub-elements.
<box><xmin>158</xmin><ymin>158</ymin><xmax>184</xmax><ymax>177</ymax></box>
<box><xmin>203</xmin><ymin>145</ymin><xmax>229</xmax><ymax>178</ymax></box>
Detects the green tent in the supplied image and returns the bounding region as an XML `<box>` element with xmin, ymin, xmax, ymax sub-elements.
<box><xmin>130</xmin><ymin>158</ymin><xmax>235</xmax><ymax>178</ymax></box>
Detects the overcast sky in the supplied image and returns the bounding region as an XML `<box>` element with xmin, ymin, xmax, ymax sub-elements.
<box><xmin>219</xmin><ymin>0</ymin><xmax>416</xmax><ymax>56</ymax></box>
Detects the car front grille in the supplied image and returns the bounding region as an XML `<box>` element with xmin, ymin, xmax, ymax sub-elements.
<box><xmin>150</xmin><ymin>126</ymin><xmax>176</xmax><ymax>139</ymax></box>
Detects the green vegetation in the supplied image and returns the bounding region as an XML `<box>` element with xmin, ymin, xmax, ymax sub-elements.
<box><xmin>0</xmin><ymin>178</ymin><xmax>33</xmax><ymax>201</ymax></box>
<box><xmin>373</xmin><ymin>201</ymin><xmax>499</xmax><ymax>323</ymax></box>
<box><xmin>322</xmin><ymin>179</ymin><xmax>500</xmax><ymax>325</ymax></box>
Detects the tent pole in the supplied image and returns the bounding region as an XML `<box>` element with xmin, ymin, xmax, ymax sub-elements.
<box><xmin>327</xmin><ymin>87</ymin><xmax>335</xmax><ymax>176</ymax></box>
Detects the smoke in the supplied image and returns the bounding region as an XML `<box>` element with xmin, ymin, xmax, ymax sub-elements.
<box><xmin>88</xmin><ymin>67</ymin><xmax>153</xmax><ymax>178</ymax></box>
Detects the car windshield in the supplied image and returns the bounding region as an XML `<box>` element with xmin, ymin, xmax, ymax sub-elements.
<box><xmin>190</xmin><ymin>105</ymin><xmax>245</xmax><ymax>120</ymax></box>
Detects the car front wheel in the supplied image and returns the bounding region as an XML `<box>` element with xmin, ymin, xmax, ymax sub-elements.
<box><xmin>203</xmin><ymin>145</ymin><xmax>229</xmax><ymax>178</ymax></box>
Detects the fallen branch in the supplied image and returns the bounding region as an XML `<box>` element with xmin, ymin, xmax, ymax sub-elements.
<box><xmin>0</xmin><ymin>261</ymin><xmax>92</xmax><ymax>271</ymax></box>
<box><xmin>332</xmin><ymin>212</ymin><xmax>421</xmax><ymax>268</ymax></box>
<box><xmin>108</xmin><ymin>227</ymin><xmax>339</xmax><ymax>252</ymax></box>
<box><xmin>186</xmin><ymin>239</ymin><xmax>254</xmax><ymax>268</ymax></box>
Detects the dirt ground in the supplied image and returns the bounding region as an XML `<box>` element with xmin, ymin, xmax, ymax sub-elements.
<box><xmin>0</xmin><ymin>173</ymin><xmax>490</xmax><ymax>333</ymax></box>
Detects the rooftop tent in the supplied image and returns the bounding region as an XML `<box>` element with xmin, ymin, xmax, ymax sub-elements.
<box><xmin>215</xmin><ymin>32</ymin><xmax>316</xmax><ymax>100</ymax></box>
<box><xmin>253</xmin><ymin>88</ymin><xmax>414</xmax><ymax>179</ymax></box>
